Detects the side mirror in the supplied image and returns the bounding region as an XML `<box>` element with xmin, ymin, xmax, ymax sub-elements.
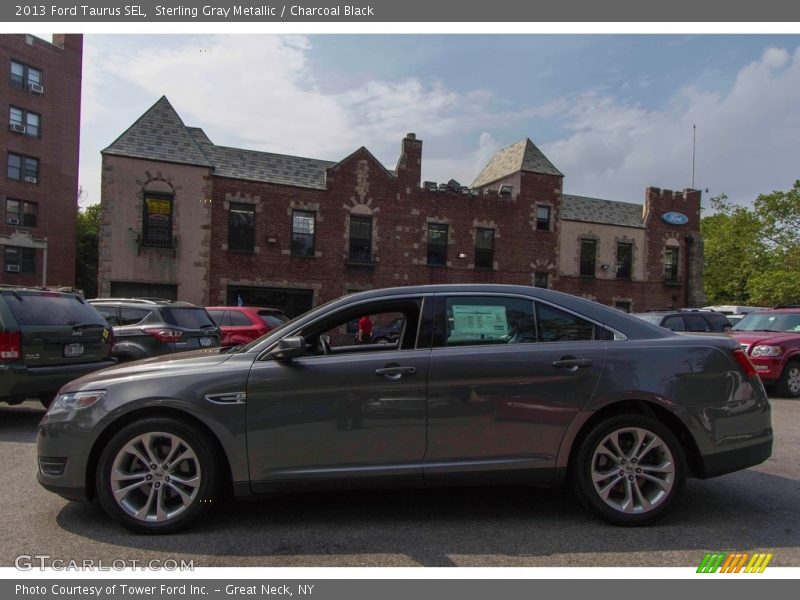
<box><xmin>271</xmin><ymin>336</ymin><xmax>306</xmax><ymax>361</ymax></box>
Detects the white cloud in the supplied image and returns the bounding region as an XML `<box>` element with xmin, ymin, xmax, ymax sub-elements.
<box><xmin>542</xmin><ymin>46</ymin><xmax>800</xmax><ymax>206</ymax></box>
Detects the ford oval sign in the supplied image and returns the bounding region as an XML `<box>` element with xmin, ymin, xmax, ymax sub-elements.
<box><xmin>662</xmin><ymin>212</ymin><xmax>689</xmax><ymax>226</ymax></box>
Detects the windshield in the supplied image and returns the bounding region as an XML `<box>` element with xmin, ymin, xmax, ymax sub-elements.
<box><xmin>732</xmin><ymin>312</ymin><xmax>800</xmax><ymax>333</ymax></box>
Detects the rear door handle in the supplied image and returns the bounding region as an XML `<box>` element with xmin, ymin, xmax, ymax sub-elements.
<box><xmin>552</xmin><ymin>358</ymin><xmax>593</xmax><ymax>370</ymax></box>
<box><xmin>375</xmin><ymin>366</ymin><xmax>416</xmax><ymax>380</ymax></box>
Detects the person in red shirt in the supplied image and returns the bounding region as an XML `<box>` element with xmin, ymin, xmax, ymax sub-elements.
<box><xmin>357</xmin><ymin>315</ymin><xmax>373</xmax><ymax>344</ymax></box>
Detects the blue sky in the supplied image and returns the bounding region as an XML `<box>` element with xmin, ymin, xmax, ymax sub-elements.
<box><xmin>80</xmin><ymin>34</ymin><xmax>800</xmax><ymax>208</ymax></box>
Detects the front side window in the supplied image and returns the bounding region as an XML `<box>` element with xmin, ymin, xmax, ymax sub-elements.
<box><xmin>536</xmin><ymin>205</ymin><xmax>551</xmax><ymax>231</ymax></box>
<box><xmin>348</xmin><ymin>215</ymin><xmax>372</xmax><ymax>263</ymax></box>
<box><xmin>441</xmin><ymin>296</ymin><xmax>537</xmax><ymax>347</ymax></box>
<box><xmin>4</xmin><ymin>245</ymin><xmax>35</xmax><ymax>273</ymax></box>
<box><xmin>580</xmin><ymin>239</ymin><xmax>597</xmax><ymax>277</ymax></box>
<box><xmin>291</xmin><ymin>210</ymin><xmax>315</xmax><ymax>257</ymax></box>
<box><xmin>474</xmin><ymin>227</ymin><xmax>494</xmax><ymax>270</ymax></box>
<box><xmin>142</xmin><ymin>194</ymin><xmax>173</xmax><ymax>248</ymax></box>
<box><xmin>427</xmin><ymin>223</ymin><xmax>448</xmax><ymax>266</ymax></box>
<box><xmin>664</xmin><ymin>247</ymin><xmax>679</xmax><ymax>283</ymax></box>
<box><xmin>228</xmin><ymin>202</ymin><xmax>255</xmax><ymax>252</ymax></box>
<box><xmin>5</xmin><ymin>199</ymin><xmax>37</xmax><ymax>227</ymax></box>
<box><xmin>616</xmin><ymin>243</ymin><xmax>633</xmax><ymax>279</ymax></box>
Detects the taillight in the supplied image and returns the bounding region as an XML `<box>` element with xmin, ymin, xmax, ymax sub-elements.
<box><xmin>143</xmin><ymin>328</ymin><xmax>183</xmax><ymax>343</ymax></box>
<box><xmin>732</xmin><ymin>348</ymin><xmax>757</xmax><ymax>379</ymax></box>
<box><xmin>0</xmin><ymin>332</ymin><xmax>22</xmax><ymax>361</ymax></box>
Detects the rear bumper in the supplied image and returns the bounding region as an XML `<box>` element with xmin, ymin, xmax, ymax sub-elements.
<box><xmin>696</xmin><ymin>437</ymin><xmax>773</xmax><ymax>479</ymax></box>
<box><xmin>0</xmin><ymin>360</ymin><xmax>117</xmax><ymax>401</ymax></box>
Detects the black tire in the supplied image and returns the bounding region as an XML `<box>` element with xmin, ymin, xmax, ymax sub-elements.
<box><xmin>775</xmin><ymin>361</ymin><xmax>800</xmax><ymax>398</ymax></box>
<box><xmin>572</xmin><ymin>414</ymin><xmax>687</xmax><ymax>526</ymax></box>
<box><xmin>96</xmin><ymin>417</ymin><xmax>221</xmax><ymax>534</ymax></box>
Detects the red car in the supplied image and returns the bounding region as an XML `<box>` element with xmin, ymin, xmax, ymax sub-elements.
<box><xmin>205</xmin><ymin>306</ymin><xmax>289</xmax><ymax>347</ymax></box>
<box><xmin>730</xmin><ymin>307</ymin><xmax>800</xmax><ymax>397</ymax></box>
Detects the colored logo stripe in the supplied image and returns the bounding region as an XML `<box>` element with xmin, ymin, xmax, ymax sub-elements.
<box><xmin>697</xmin><ymin>552</ymin><xmax>773</xmax><ymax>573</ymax></box>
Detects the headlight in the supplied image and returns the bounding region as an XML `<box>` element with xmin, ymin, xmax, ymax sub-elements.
<box><xmin>48</xmin><ymin>390</ymin><xmax>106</xmax><ymax>415</ymax></box>
<box><xmin>750</xmin><ymin>345</ymin><xmax>782</xmax><ymax>358</ymax></box>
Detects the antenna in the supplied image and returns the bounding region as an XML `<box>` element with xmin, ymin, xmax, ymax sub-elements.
<box><xmin>691</xmin><ymin>124</ymin><xmax>696</xmax><ymax>189</ymax></box>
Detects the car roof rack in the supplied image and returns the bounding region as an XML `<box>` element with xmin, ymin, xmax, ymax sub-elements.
<box><xmin>0</xmin><ymin>284</ymin><xmax>81</xmax><ymax>294</ymax></box>
<box><xmin>771</xmin><ymin>305</ymin><xmax>800</xmax><ymax>309</ymax></box>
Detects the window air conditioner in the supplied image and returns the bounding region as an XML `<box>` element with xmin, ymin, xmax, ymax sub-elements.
<box><xmin>6</xmin><ymin>217</ymin><xmax>20</xmax><ymax>225</ymax></box>
<box><xmin>6</xmin><ymin>264</ymin><xmax>21</xmax><ymax>273</ymax></box>
<box><xmin>28</xmin><ymin>82</ymin><xmax>43</xmax><ymax>94</ymax></box>
<box><xmin>24</xmin><ymin>176</ymin><xmax>37</xmax><ymax>184</ymax></box>
<box><xmin>9</xmin><ymin>123</ymin><xmax>25</xmax><ymax>133</ymax></box>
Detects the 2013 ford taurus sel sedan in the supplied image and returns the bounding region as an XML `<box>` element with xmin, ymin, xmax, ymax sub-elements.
<box><xmin>37</xmin><ymin>285</ymin><xmax>772</xmax><ymax>533</ymax></box>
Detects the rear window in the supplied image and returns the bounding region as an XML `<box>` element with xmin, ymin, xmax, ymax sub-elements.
<box><xmin>5</xmin><ymin>293</ymin><xmax>106</xmax><ymax>327</ymax></box>
<box><xmin>160</xmin><ymin>307</ymin><xmax>215</xmax><ymax>329</ymax></box>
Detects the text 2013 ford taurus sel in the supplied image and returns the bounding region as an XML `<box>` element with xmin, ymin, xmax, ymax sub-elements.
<box><xmin>37</xmin><ymin>285</ymin><xmax>772</xmax><ymax>533</ymax></box>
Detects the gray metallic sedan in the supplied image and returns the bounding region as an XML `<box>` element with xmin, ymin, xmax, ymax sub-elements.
<box><xmin>37</xmin><ymin>285</ymin><xmax>772</xmax><ymax>533</ymax></box>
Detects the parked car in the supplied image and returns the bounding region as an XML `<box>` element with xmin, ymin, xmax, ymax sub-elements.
<box><xmin>729</xmin><ymin>307</ymin><xmax>800</xmax><ymax>397</ymax></box>
<box><xmin>632</xmin><ymin>309</ymin><xmax>732</xmax><ymax>333</ymax></box>
<box><xmin>205</xmin><ymin>306</ymin><xmax>288</xmax><ymax>347</ymax></box>
<box><xmin>372</xmin><ymin>316</ymin><xmax>404</xmax><ymax>344</ymax></box>
<box><xmin>1</xmin><ymin>286</ymin><xmax>115</xmax><ymax>407</ymax></box>
<box><xmin>88</xmin><ymin>298</ymin><xmax>220</xmax><ymax>361</ymax></box>
<box><xmin>702</xmin><ymin>305</ymin><xmax>767</xmax><ymax>316</ymax></box>
<box><xmin>38</xmin><ymin>284</ymin><xmax>771</xmax><ymax>533</ymax></box>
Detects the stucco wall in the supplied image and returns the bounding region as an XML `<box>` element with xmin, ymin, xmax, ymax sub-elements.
<box><xmin>558</xmin><ymin>220</ymin><xmax>646</xmax><ymax>280</ymax></box>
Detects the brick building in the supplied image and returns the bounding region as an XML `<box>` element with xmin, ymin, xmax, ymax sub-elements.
<box><xmin>99</xmin><ymin>96</ymin><xmax>704</xmax><ymax>315</ymax></box>
<box><xmin>0</xmin><ymin>34</ymin><xmax>82</xmax><ymax>287</ymax></box>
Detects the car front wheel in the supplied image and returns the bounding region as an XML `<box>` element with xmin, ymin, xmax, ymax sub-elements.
<box><xmin>573</xmin><ymin>414</ymin><xmax>687</xmax><ymax>526</ymax></box>
<box><xmin>96</xmin><ymin>417</ymin><xmax>221</xmax><ymax>533</ymax></box>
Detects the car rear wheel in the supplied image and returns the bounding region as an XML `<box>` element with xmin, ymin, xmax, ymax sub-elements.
<box><xmin>96</xmin><ymin>417</ymin><xmax>221</xmax><ymax>533</ymax></box>
<box><xmin>573</xmin><ymin>414</ymin><xmax>686</xmax><ymax>526</ymax></box>
<box><xmin>776</xmin><ymin>361</ymin><xmax>800</xmax><ymax>398</ymax></box>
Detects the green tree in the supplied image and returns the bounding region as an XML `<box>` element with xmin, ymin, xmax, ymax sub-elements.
<box><xmin>76</xmin><ymin>202</ymin><xmax>101</xmax><ymax>298</ymax></box>
<box><xmin>701</xmin><ymin>194</ymin><xmax>768</xmax><ymax>305</ymax></box>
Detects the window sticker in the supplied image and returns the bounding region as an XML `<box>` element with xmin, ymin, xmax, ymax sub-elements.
<box><xmin>450</xmin><ymin>304</ymin><xmax>509</xmax><ymax>341</ymax></box>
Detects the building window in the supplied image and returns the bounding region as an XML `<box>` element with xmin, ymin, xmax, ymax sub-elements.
<box><xmin>5</xmin><ymin>199</ymin><xmax>36</xmax><ymax>227</ymax></box>
<box><xmin>616</xmin><ymin>242</ymin><xmax>633</xmax><ymax>279</ymax></box>
<box><xmin>348</xmin><ymin>215</ymin><xmax>373</xmax><ymax>263</ymax></box>
<box><xmin>291</xmin><ymin>210</ymin><xmax>315</xmax><ymax>257</ymax></box>
<box><xmin>141</xmin><ymin>194</ymin><xmax>173</xmax><ymax>248</ymax></box>
<box><xmin>7</xmin><ymin>153</ymin><xmax>38</xmax><ymax>182</ymax></box>
<box><xmin>536</xmin><ymin>205</ymin><xmax>551</xmax><ymax>231</ymax></box>
<box><xmin>427</xmin><ymin>223</ymin><xmax>448</xmax><ymax>266</ymax></box>
<box><xmin>474</xmin><ymin>227</ymin><xmax>494</xmax><ymax>270</ymax></box>
<box><xmin>9</xmin><ymin>107</ymin><xmax>40</xmax><ymax>137</ymax></box>
<box><xmin>664</xmin><ymin>247</ymin><xmax>680</xmax><ymax>283</ymax></box>
<box><xmin>4</xmin><ymin>246</ymin><xmax>35</xmax><ymax>273</ymax></box>
<box><xmin>10</xmin><ymin>61</ymin><xmax>41</xmax><ymax>91</ymax></box>
<box><xmin>614</xmin><ymin>300</ymin><xmax>632</xmax><ymax>313</ymax></box>
<box><xmin>534</xmin><ymin>272</ymin><xmax>548</xmax><ymax>288</ymax></box>
<box><xmin>579</xmin><ymin>239</ymin><xmax>597</xmax><ymax>277</ymax></box>
<box><xmin>228</xmin><ymin>203</ymin><xmax>255</xmax><ymax>252</ymax></box>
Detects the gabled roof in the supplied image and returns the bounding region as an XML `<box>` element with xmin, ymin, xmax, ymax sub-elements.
<box><xmin>471</xmin><ymin>138</ymin><xmax>562</xmax><ymax>188</ymax></box>
<box><xmin>102</xmin><ymin>96</ymin><xmax>213</xmax><ymax>168</ymax></box>
<box><xmin>561</xmin><ymin>194</ymin><xmax>645</xmax><ymax>229</ymax></box>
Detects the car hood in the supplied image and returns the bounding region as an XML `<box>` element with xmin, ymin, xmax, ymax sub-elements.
<box><xmin>61</xmin><ymin>348</ymin><xmax>235</xmax><ymax>391</ymax></box>
<box><xmin>731</xmin><ymin>331</ymin><xmax>800</xmax><ymax>347</ymax></box>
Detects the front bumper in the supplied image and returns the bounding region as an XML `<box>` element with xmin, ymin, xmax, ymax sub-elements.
<box><xmin>750</xmin><ymin>357</ymin><xmax>782</xmax><ymax>382</ymax></box>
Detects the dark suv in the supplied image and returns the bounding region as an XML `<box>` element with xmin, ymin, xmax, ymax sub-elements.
<box><xmin>0</xmin><ymin>286</ymin><xmax>115</xmax><ymax>407</ymax></box>
<box><xmin>633</xmin><ymin>309</ymin><xmax>732</xmax><ymax>333</ymax></box>
<box><xmin>88</xmin><ymin>298</ymin><xmax>220</xmax><ymax>361</ymax></box>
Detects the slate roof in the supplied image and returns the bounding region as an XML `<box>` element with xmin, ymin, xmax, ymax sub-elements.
<box><xmin>471</xmin><ymin>138</ymin><xmax>563</xmax><ymax>188</ymax></box>
<box><xmin>561</xmin><ymin>194</ymin><xmax>645</xmax><ymax>229</ymax></box>
<box><xmin>104</xmin><ymin>96</ymin><xmax>339</xmax><ymax>190</ymax></box>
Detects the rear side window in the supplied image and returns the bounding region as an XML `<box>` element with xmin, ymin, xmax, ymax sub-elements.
<box><xmin>160</xmin><ymin>307</ymin><xmax>215</xmax><ymax>329</ymax></box>
<box><xmin>535</xmin><ymin>303</ymin><xmax>595</xmax><ymax>342</ymax></box>
<box><xmin>684</xmin><ymin>314</ymin><xmax>711</xmax><ymax>332</ymax></box>
<box><xmin>119</xmin><ymin>307</ymin><xmax>151</xmax><ymax>326</ymax></box>
<box><xmin>442</xmin><ymin>296</ymin><xmax>537</xmax><ymax>346</ymax></box>
<box><xmin>661</xmin><ymin>316</ymin><xmax>685</xmax><ymax>332</ymax></box>
<box><xmin>5</xmin><ymin>293</ymin><xmax>106</xmax><ymax>326</ymax></box>
<box><xmin>94</xmin><ymin>305</ymin><xmax>119</xmax><ymax>325</ymax></box>
<box><xmin>206</xmin><ymin>310</ymin><xmax>226</xmax><ymax>326</ymax></box>
<box><xmin>228</xmin><ymin>311</ymin><xmax>252</xmax><ymax>326</ymax></box>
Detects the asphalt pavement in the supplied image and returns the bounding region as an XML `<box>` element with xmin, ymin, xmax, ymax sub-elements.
<box><xmin>0</xmin><ymin>398</ymin><xmax>797</xmax><ymax>567</ymax></box>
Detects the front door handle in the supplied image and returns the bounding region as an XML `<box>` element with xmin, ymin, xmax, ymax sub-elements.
<box><xmin>552</xmin><ymin>357</ymin><xmax>593</xmax><ymax>371</ymax></box>
<box><xmin>375</xmin><ymin>365</ymin><xmax>416</xmax><ymax>380</ymax></box>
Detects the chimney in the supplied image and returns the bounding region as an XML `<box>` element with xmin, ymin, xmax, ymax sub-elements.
<box><xmin>396</xmin><ymin>133</ymin><xmax>422</xmax><ymax>189</ymax></box>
